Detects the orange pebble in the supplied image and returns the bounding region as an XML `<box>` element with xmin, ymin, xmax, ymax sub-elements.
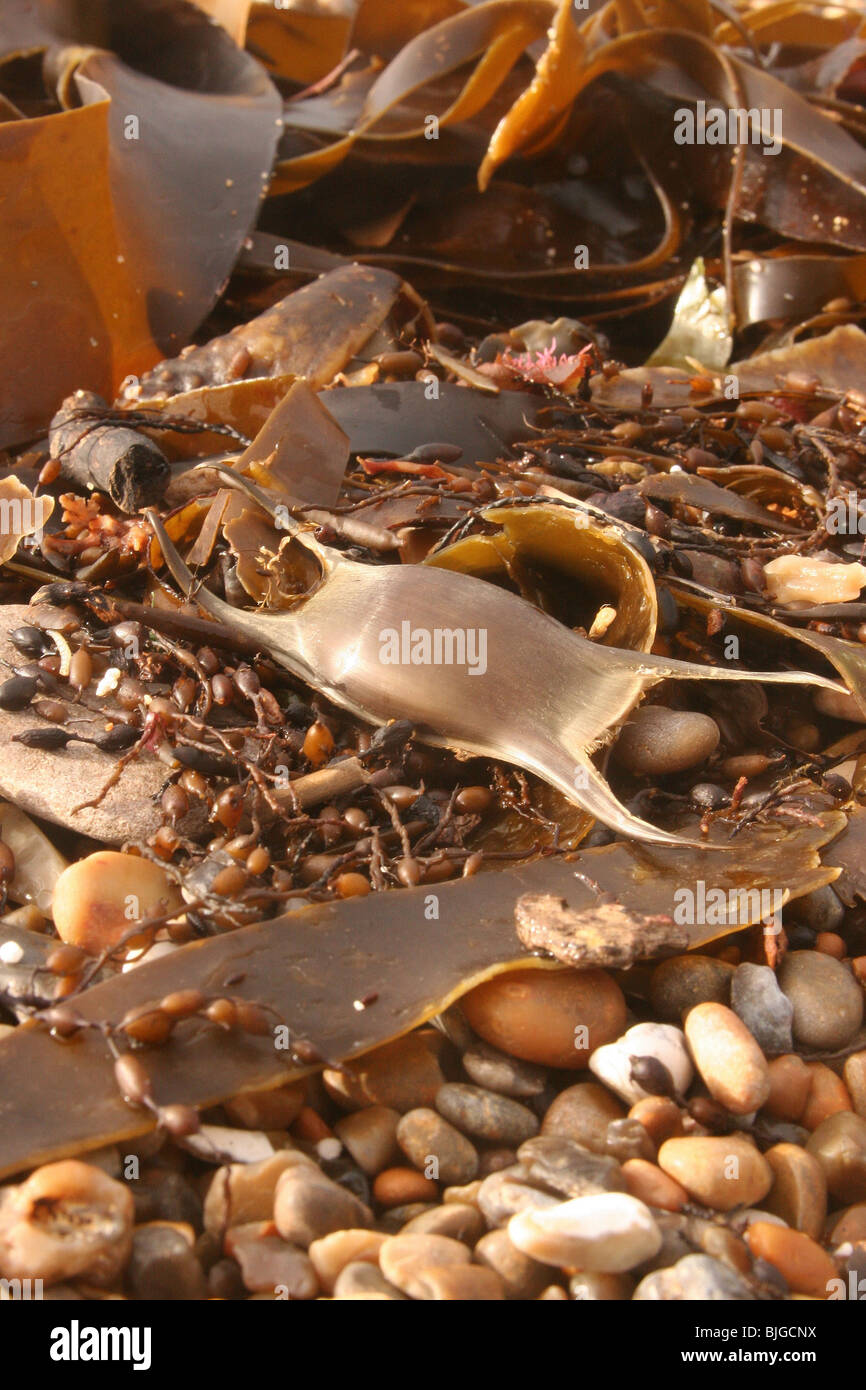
<box><xmin>373</xmin><ymin>1167</ymin><xmax>439</xmax><ymax>1208</ymax></box>
<box><xmin>622</xmin><ymin>1159</ymin><xmax>688</xmax><ymax>1211</ymax></box>
<box><xmin>628</xmin><ymin>1096</ymin><xmax>684</xmax><ymax>1147</ymax></box>
<box><xmin>291</xmin><ymin>1107</ymin><xmax>334</xmax><ymax>1144</ymax></box>
<box><xmin>763</xmin><ymin>1055</ymin><xmax>812</xmax><ymax>1123</ymax></box>
<box><xmin>852</xmin><ymin>957</ymin><xmax>866</xmax><ymax>988</ymax></box>
<box><xmin>801</xmin><ymin>1063</ymin><xmax>853</xmax><ymax>1131</ymax></box>
<box><xmin>745</xmin><ymin>1222</ymin><xmax>837</xmax><ymax>1300</ymax></box>
<box><xmin>815</xmin><ymin>933</ymin><xmax>846</xmax><ymax>959</ymax></box>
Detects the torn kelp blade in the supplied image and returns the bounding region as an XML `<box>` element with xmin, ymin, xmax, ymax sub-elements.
<box><xmin>148</xmin><ymin>498</ymin><xmax>847</xmax><ymax>847</ymax></box>
<box><xmin>0</xmin><ymin>811</ymin><xmax>841</xmax><ymax>1179</ymax></box>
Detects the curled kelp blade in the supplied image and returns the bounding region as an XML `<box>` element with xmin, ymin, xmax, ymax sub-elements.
<box><xmin>0</xmin><ymin>808</ymin><xmax>841</xmax><ymax>1179</ymax></box>
<box><xmin>147</xmin><ymin>503</ymin><xmax>847</xmax><ymax>847</ymax></box>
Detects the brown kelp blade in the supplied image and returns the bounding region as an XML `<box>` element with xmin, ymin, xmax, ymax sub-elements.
<box><xmin>0</xmin><ymin>810</ymin><xmax>841</xmax><ymax>1179</ymax></box>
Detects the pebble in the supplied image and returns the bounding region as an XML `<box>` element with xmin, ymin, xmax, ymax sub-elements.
<box><xmin>778</xmin><ymin>950</ymin><xmax>864</xmax><ymax>1049</ymax></box>
<box><xmin>322</xmin><ymin>1031</ymin><xmax>445</xmax><ymax>1112</ymax></box>
<box><xmin>605</xmin><ymin>1118</ymin><xmax>656</xmax><ymax>1164</ymax></box>
<box><xmin>378</xmin><ymin>1233</ymin><xmax>470</xmax><ymax>1299</ymax></box>
<box><xmin>273</xmin><ymin>1167</ymin><xmax>372</xmax><ymax>1247</ymax></box>
<box><xmin>622</xmin><ymin>1159</ymin><xmax>689</xmax><ymax>1212</ymax></box>
<box><xmin>380</xmin><ymin>1203</ymin><xmax>436</xmax><ymax>1232</ymax></box>
<box><xmin>517</xmin><ymin>1135</ymin><xmax>627</xmax><ymax>1199</ymax></box>
<box><xmin>0</xmin><ymin>1160</ymin><xmax>133</xmax><ymax>1286</ymax></box>
<box><xmin>745</xmin><ymin>1222</ymin><xmax>837</xmax><ymax>1300</ymax></box>
<box><xmin>590</xmin><ymin>1022</ymin><xmax>693</xmax><ymax>1105</ymax></box>
<box><xmin>569</xmin><ymin>1270</ymin><xmax>634</xmax><ymax>1300</ymax></box>
<box><xmin>628</xmin><ymin>1096</ymin><xmax>684</xmax><ymax>1146</ymax></box>
<box><xmin>761</xmin><ymin>1143</ymin><xmax>827</xmax><ymax>1238</ymax></box>
<box><xmin>333</xmin><ymin>1261</ymin><xmax>407</xmax><ymax>1300</ymax></box>
<box><xmin>373</xmin><ymin>1168</ymin><xmax>439</xmax><ymax>1208</ymax></box>
<box><xmin>461</xmin><ymin>967</ymin><xmax>627</xmax><ymax>1069</ymax></box>
<box><xmin>763</xmin><ymin>1054</ymin><xmax>812</xmax><ymax>1122</ymax></box>
<box><xmin>396</xmin><ymin>1108</ymin><xmax>479</xmax><ymax>1186</ymax></box>
<box><xmin>307</xmin><ymin>1229</ymin><xmax>386</xmax><ymax>1293</ymax></box>
<box><xmin>435</xmin><ymin>1083</ymin><xmax>539</xmax><ymax>1146</ymax></box>
<box><xmin>657</xmin><ymin>1136</ymin><xmax>773</xmax><ymax>1211</ymax></box>
<box><xmin>829</xmin><ymin>1203</ymin><xmax>866</xmax><ymax>1246</ymax></box>
<box><xmin>789</xmin><ymin>884</ymin><xmax>845</xmax><ymax>934</ymax></box>
<box><xmin>802</xmin><ymin>1063</ymin><xmax>853</xmax><ymax>1130</ymax></box>
<box><xmin>478</xmin><ymin>1148</ymin><xmax>518</xmax><ymax>1177</ymax></box>
<box><xmin>843</xmin><ymin>1052</ymin><xmax>866</xmax><ymax>1119</ymax></box>
<box><xmin>124</xmin><ymin>1223</ymin><xmax>206</xmax><ymax>1300</ymax></box>
<box><xmin>401</xmin><ymin>1203</ymin><xmax>485</xmax><ymax>1245</ymax></box>
<box><xmin>649</xmin><ymin>953</ymin><xmax>736</xmax><ymax>1021</ymax></box>
<box><xmin>476</xmin><ymin>1166</ymin><xmax>561</xmax><ymax>1227</ymax></box>
<box><xmin>461</xmin><ymin>1040</ymin><xmax>547</xmax><ymax>1098</ymax></box>
<box><xmin>333</xmin><ymin>1106</ymin><xmax>400</xmax><ymax>1175</ymax></box>
<box><xmin>612</xmin><ymin>706</ymin><xmax>720</xmax><ymax>777</ymax></box>
<box><xmin>474</xmin><ymin>1229</ymin><xmax>550</xmax><ymax>1300</ymax></box>
<box><xmin>806</xmin><ymin>1112</ymin><xmax>866</xmax><ymax>1202</ymax></box>
<box><xmin>633</xmin><ymin>1253</ymin><xmax>755</xmax><ymax>1300</ymax></box>
<box><xmin>52</xmin><ymin>851</ymin><xmax>183</xmax><ymax>955</ymax></box>
<box><xmin>223</xmin><ymin>1223</ymin><xmax>317</xmax><ymax>1298</ymax></box>
<box><xmin>542</xmin><ymin>1083</ymin><xmax>626</xmax><ymax>1152</ymax></box>
<box><xmin>411</xmin><ymin>1264</ymin><xmax>505</xmax><ymax>1300</ymax></box>
<box><xmin>731</xmin><ymin>964</ymin><xmax>794</xmax><ymax>1056</ymax></box>
<box><xmin>223</xmin><ymin>1084</ymin><xmax>305</xmax><ymax>1132</ymax></box>
<box><xmin>509</xmin><ymin>1192</ymin><xmax>662</xmax><ymax>1272</ymax></box>
<box><xmin>203</xmin><ymin>1151</ymin><xmax>312</xmax><ymax>1236</ymax></box>
<box><xmin>684</xmin><ymin>1003</ymin><xmax>770</xmax><ymax>1114</ymax></box>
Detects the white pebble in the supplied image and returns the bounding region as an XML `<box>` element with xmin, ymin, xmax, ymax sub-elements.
<box><xmin>0</xmin><ymin>941</ymin><xmax>23</xmax><ymax>965</ymax></box>
<box><xmin>589</xmin><ymin>1022</ymin><xmax>693</xmax><ymax>1105</ymax></box>
<box><xmin>509</xmin><ymin>1192</ymin><xmax>662</xmax><ymax>1271</ymax></box>
<box><xmin>95</xmin><ymin>667</ymin><xmax>122</xmax><ymax>698</ymax></box>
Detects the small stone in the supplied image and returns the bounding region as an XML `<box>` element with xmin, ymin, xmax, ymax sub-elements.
<box><xmin>373</xmin><ymin>1168</ymin><xmax>439</xmax><ymax>1208</ymax></box>
<box><xmin>633</xmin><ymin>1252</ymin><xmax>755</xmax><ymax>1300</ymax></box>
<box><xmin>649</xmin><ymin>955</ymin><xmax>735</xmax><ymax>1022</ymax></box>
<box><xmin>461</xmin><ymin>967</ymin><xmax>626</xmax><ymax>1069</ymax></box>
<box><xmin>478</xmin><ymin>1148</ymin><xmax>518</xmax><ymax>1177</ymax></box>
<box><xmin>590</xmin><ymin>1022</ymin><xmax>693</xmax><ymax>1105</ymax></box>
<box><xmin>435</xmin><ymin>1083</ymin><xmax>539</xmax><ymax>1146</ymax></box>
<box><xmin>788</xmin><ymin>884</ymin><xmax>845</xmax><ymax>934</ymax></box>
<box><xmin>203</xmin><ymin>1151</ymin><xmax>312</xmax><ymax>1237</ymax></box>
<box><xmin>133</xmin><ymin>1171</ymin><xmax>202</xmax><ymax>1231</ymax></box>
<box><xmin>461</xmin><ymin>1040</ymin><xmax>547</xmax><ymax>1098</ymax></box>
<box><xmin>731</xmin><ymin>964</ymin><xmax>793</xmax><ymax>1056</ymax></box>
<box><xmin>308</xmin><ymin>1230</ymin><xmax>387</xmax><ymax>1293</ymax></box>
<box><xmin>380</xmin><ymin>1203</ymin><xmax>436</xmax><ymax>1232</ymax></box>
<box><xmin>333</xmin><ymin>1260</ymin><xmax>407</xmax><ymax>1299</ymax></box>
<box><xmin>569</xmin><ymin>1271</ymin><xmax>633</xmax><ymax>1299</ymax></box>
<box><xmin>829</xmin><ymin>1203</ymin><xmax>866</xmax><ymax>1246</ymax></box>
<box><xmin>779</xmin><ymin>950</ymin><xmax>864</xmax><ymax>1050</ymax></box>
<box><xmin>52</xmin><ymin>851</ymin><xmax>183</xmax><ymax>956</ymax></box>
<box><xmin>763</xmin><ymin>1054</ymin><xmax>812</xmax><ymax>1122</ymax></box>
<box><xmin>396</xmin><ymin>1108</ymin><xmax>479</xmax><ymax>1186</ymax></box>
<box><xmin>333</xmin><ymin>1106</ymin><xmax>400</xmax><ymax>1175</ymax></box>
<box><xmin>0</xmin><ymin>1160</ymin><xmax>133</xmax><ymax>1287</ymax></box>
<box><xmin>401</xmin><ymin>1203</ymin><xmax>485</xmax><ymax>1245</ymax></box>
<box><xmin>657</xmin><ymin>1136</ymin><xmax>773</xmax><ymax>1211</ymax></box>
<box><xmin>622</xmin><ymin>1159</ymin><xmax>688</xmax><ymax>1212</ymax></box>
<box><xmin>517</xmin><ymin>1135</ymin><xmax>627</xmax><ymax>1199</ymax></box>
<box><xmin>745</xmin><ymin>1222</ymin><xmax>837</xmax><ymax>1300</ymax></box>
<box><xmin>125</xmin><ymin>1223</ymin><xmax>206</xmax><ymax>1300</ymax></box>
<box><xmin>612</xmin><ymin>706</ymin><xmax>720</xmax><ymax>776</ymax></box>
<box><xmin>761</xmin><ymin>1143</ymin><xmax>827</xmax><ymax>1239</ymax></box>
<box><xmin>509</xmin><ymin>1193</ymin><xmax>662</xmax><ymax>1272</ymax></box>
<box><xmin>477</xmin><ymin>1166</ymin><xmax>561</xmax><ymax>1227</ymax></box>
<box><xmin>684</xmin><ymin>1003</ymin><xmax>771</xmax><ymax>1114</ymax></box>
<box><xmin>224</xmin><ymin>1222</ymin><xmax>317</xmax><ymax>1298</ymax></box>
<box><xmin>273</xmin><ymin>1167</ymin><xmax>372</xmax><ymax>1247</ymax></box>
<box><xmin>474</xmin><ymin>1228</ymin><xmax>550</xmax><ymax>1300</ymax></box>
<box><xmin>843</xmin><ymin>1052</ymin><xmax>866</xmax><ymax>1119</ymax></box>
<box><xmin>322</xmin><ymin>1031</ymin><xmax>445</xmax><ymax>1112</ymax></box>
<box><xmin>542</xmin><ymin>1082</ymin><xmax>625</xmax><ymax>1152</ymax></box>
<box><xmin>411</xmin><ymin>1264</ymin><xmax>505</xmax><ymax>1300</ymax></box>
<box><xmin>605</xmin><ymin>1118</ymin><xmax>656</xmax><ymax>1164</ymax></box>
<box><xmin>378</xmin><ymin>1233</ymin><xmax>470</xmax><ymax>1298</ymax></box>
<box><xmin>687</xmin><ymin>1217</ymin><xmax>751</xmax><ymax>1274</ymax></box>
<box><xmin>802</xmin><ymin>1063</ymin><xmax>853</xmax><ymax>1130</ymax></box>
<box><xmin>806</xmin><ymin>1112</ymin><xmax>866</xmax><ymax>1202</ymax></box>
<box><xmin>628</xmin><ymin>1096</ymin><xmax>684</xmax><ymax>1146</ymax></box>
<box><xmin>223</xmin><ymin>1084</ymin><xmax>305</xmax><ymax>1132</ymax></box>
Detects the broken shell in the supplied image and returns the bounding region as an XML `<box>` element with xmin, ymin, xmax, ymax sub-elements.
<box><xmin>0</xmin><ymin>1160</ymin><xmax>133</xmax><ymax>1286</ymax></box>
